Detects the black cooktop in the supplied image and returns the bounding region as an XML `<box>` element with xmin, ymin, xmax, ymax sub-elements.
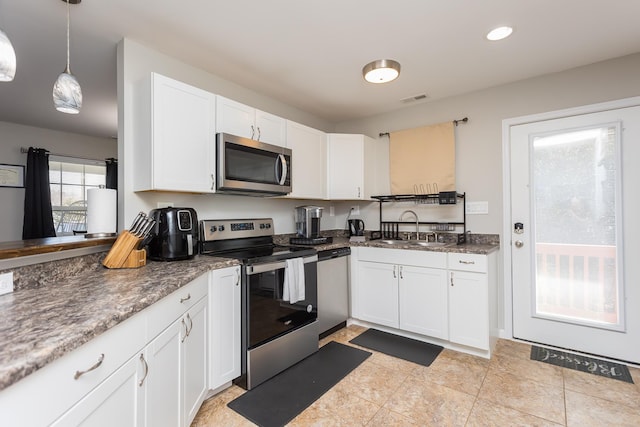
<box><xmin>204</xmin><ymin>244</ymin><xmax>316</xmax><ymax>264</ymax></box>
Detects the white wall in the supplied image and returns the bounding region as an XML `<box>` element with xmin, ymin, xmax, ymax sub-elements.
<box><xmin>0</xmin><ymin>121</ymin><xmax>116</xmax><ymax>242</ymax></box>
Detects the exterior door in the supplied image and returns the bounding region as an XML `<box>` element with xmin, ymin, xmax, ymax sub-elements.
<box><xmin>510</xmin><ymin>103</ymin><xmax>640</xmax><ymax>363</ymax></box>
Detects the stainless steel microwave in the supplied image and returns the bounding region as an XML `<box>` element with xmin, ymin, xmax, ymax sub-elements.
<box><xmin>216</xmin><ymin>132</ymin><xmax>292</xmax><ymax>196</ymax></box>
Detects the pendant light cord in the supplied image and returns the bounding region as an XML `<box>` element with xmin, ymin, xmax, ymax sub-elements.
<box><xmin>65</xmin><ymin>0</ymin><xmax>71</xmax><ymax>73</ymax></box>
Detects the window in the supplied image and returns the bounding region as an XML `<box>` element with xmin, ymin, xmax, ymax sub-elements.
<box><xmin>49</xmin><ymin>156</ymin><xmax>106</xmax><ymax>235</ymax></box>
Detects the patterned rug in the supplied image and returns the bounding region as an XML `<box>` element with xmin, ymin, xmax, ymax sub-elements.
<box><xmin>530</xmin><ymin>346</ymin><xmax>634</xmax><ymax>383</ymax></box>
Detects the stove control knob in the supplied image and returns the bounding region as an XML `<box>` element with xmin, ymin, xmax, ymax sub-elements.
<box><xmin>260</xmin><ymin>223</ymin><xmax>265</xmax><ymax>229</ymax></box>
<box><xmin>219</xmin><ymin>225</ymin><xmax>225</xmax><ymax>231</ymax></box>
<box><xmin>266</xmin><ymin>223</ymin><xmax>271</xmax><ymax>229</ymax></box>
<box><xmin>209</xmin><ymin>226</ymin><xmax>217</xmax><ymax>232</ymax></box>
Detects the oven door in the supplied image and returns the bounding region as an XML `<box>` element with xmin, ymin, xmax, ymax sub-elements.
<box><xmin>245</xmin><ymin>255</ymin><xmax>317</xmax><ymax>349</ymax></box>
<box><xmin>216</xmin><ymin>132</ymin><xmax>292</xmax><ymax>195</ymax></box>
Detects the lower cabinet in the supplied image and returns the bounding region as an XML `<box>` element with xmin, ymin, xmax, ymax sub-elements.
<box><xmin>399</xmin><ymin>265</ymin><xmax>448</xmax><ymax>340</ymax></box>
<box><xmin>209</xmin><ymin>266</ymin><xmax>241</xmax><ymax>390</ymax></box>
<box><xmin>355</xmin><ymin>261</ymin><xmax>399</xmax><ymax>328</ymax></box>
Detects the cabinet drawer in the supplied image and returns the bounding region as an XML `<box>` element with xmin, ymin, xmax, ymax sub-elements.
<box><xmin>357</xmin><ymin>247</ymin><xmax>447</xmax><ymax>269</ymax></box>
<box><xmin>448</xmin><ymin>253</ymin><xmax>487</xmax><ymax>273</ymax></box>
<box><xmin>146</xmin><ymin>272</ymin><xmax>209</xmax><ymax>340</ymax></box>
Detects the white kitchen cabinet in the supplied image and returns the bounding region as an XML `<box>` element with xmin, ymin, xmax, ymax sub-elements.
<box><xmin>355</xmin><ymin>260</ymin><xmax>399</xmax><ymax>328</ymax></box>
<box><xmin>284</xmin><ymin>120</ymin><xmax>327</xmax><ymax>199</ymax></box>
<box><xmin>399</xmin><ymin>265</ymin><xmax>449</xmax><ymax>339</ymax></box>
<box><xmin>447</xmin><ymin>252</ymin><xmax>495</xmax><ymax>351</ymax></box>
<box><xmin>209</xmin><ymin>266</ymin><xmax>241</xmax><ymax>390</ymax></box>
<box><xmin>143</xmin><ymin>296</ymin><xmax>207</xmax><ymax>427</ymax></box>
<box><xmin>51</xmin><ymin>352</ymin><xmax>144</xmax><ymax>427</ymax></box>
<box><xmin>216</xmin><ymin>96</ymin><xmax>286</xmax><ymax>146</ymax></box>
<box><xmin>352</xmin><ymin>247</ymin><xmax>448</xmax><ymax>336</ymax></box>
<box><xmin>134</xmin><ymin>73</ymin><xmax>216</xmax><ymax>193</ymax></box>
<box><xmin>326</xmin><ymin>133</ymin><xmax>377</xmax><ymax>200</ymax></box>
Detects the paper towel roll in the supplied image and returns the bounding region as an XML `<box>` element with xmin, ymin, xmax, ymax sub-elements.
<box><xmin>86</xmin><ymin>188</ymin><xmax>117</xmax><ymax>234</ymax></box>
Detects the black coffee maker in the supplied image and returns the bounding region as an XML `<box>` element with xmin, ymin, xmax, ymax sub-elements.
<box><xmin>348</xmin><ymin>219</ymin><xmax>365</xmax><ymax>237</ymax></box>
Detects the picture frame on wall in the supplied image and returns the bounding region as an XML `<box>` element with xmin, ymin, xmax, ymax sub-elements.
<box><xmin>0</xmin><ymin>164</ymin><xmax>25</xmax><ymax>188</ymax></box>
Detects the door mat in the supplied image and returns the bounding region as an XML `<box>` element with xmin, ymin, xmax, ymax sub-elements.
<box><xmin>228</xmin><ymin>341</ymin><xmax>371</xmax><ymax>427</ymax></box>
<box><xmin>349</xmin><ymin>328</ymin><xmax>443</xmax><ymax>367</ymax></box>
<box><xmin>530</xmin><ymin>346</ymin><xmax>634</xmax><ymax>383</ymax></box>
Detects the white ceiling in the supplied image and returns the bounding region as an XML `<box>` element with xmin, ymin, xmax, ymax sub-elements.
<box><xmin>1</xmin><ymin>1</ymin><xmax>640</xmax><ymax>139</ymax></box>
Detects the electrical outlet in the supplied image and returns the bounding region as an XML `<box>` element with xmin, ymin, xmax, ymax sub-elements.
<box><xmin>466</xmin><ymin>201</ymin><xmax>489</xmax><ymax>215</ymax></box>
<box><xmin>0</xmin><ymin>272</ymin><xmax>14</xmax><ymax>296</ymax></box>
<box><xmin>350</xmin><ymin>205</ymin><xmax>360</xmax><ymax>215</ymax></box>
<box><xmin>157</xmin><ymin>202</ymin><xmax>174</xmax><ymax>208</ymax></box>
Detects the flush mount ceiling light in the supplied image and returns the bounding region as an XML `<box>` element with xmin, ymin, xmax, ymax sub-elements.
<box><xmin>53</xmin><ymin>0</ymin><xmax>82</xmax><ymax>114</ymax></box>
<box><xmin>486</xmin><ymin>26</ymin><xmax>513</xmax><ymax>41</ymax></box>
<box><xmin>362</xmin><ymin>59</ymin><xmax>401</xmax><ymax>84</ymax></box>
<box><xmin>0</xmin><ymin>8</ymin><xmax>17</xmax><ymax>82</ymax></box>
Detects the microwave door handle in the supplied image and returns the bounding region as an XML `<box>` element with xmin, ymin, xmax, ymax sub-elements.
<box><xmin>275</xmin><ymin>154</ymin><xmax>287</xmax><ymax>185</ymax></box>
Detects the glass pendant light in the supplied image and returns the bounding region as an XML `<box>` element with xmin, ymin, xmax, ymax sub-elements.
<box><xmin>53</xmin><ymin>0</ymin><xmax>82</xmax><ymax>114</ymax></box>
<box><xmin>0</xmin><ymin>26</ymin><xmax>17</xmax><ymax>81</ymax></box>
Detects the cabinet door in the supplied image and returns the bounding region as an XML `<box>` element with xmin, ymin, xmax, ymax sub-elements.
<box><xmin>183</xmin><ymin>298</ymin><xmax>208</xmax><ymax>426</ymax></box>
<box><xmin>209</xmin><ymin>266</ymin><xmax>241</xmax><ymax>389</ymax></box>
<box><xmin>216</xmin><ymin>95</ymin><xmax>255</xmax><ymax>139</ymax></box>
<box><xmin>327</xmin><ymin>133</ymin><xmax>364</xmax><ymax>199</ymax></box>
<box><xmin>51</xmin><ymin>354</ymin><xmax>143</xmax><ymax>427</ymax></box>
<box><xmin>151</xmin><ymin>73</ymin><xmax>216</xmax><ymax>193</ymax></box>
<box><xmin>144</xmin><ymin>319</ymin><xmax>182</xmax><ymax>427</ymax></box>
<box><xmin>355</xmin><ymin>261</ymin><xmax>399</xmax><ymax>328</ymax></box>
<box><xmin>449</xmin><ymin>270</ymin><xmax>489</xmax><ymax>350</ymax></box>
<box><xmin>255</xmin><ymin>110</ymin><xmax>286</xmax><ymax>146</ymax></box>
<box><xmin>285</xmin><ymin>121</ymin><xmax>326</xmax><ymax>199</ymax></box>
<box><xmin>399</xmin><ymin>265</ymin><xmax>449</xmax><ymax>339</ymax></box>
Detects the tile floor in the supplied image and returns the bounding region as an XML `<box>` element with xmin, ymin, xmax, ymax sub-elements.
<box><xmin>192</xmin><ymin>325</ymin><xmax>640</xmax><ymax>426</ymax></box>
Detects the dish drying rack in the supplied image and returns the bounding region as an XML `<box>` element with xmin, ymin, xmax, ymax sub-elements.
<box><xmin>372</xmin><ymin>192</ymin><xmax>466</xmax><ymax>242</ymax></box>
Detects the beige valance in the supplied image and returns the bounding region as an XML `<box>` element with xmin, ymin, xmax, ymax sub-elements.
<box><xmin>389</xmin><ymin>121</ymin><xmax>455</xmax><ymax>194</ymax></box>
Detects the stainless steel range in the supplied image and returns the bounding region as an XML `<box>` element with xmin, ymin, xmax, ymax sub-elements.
<box><xmin>200</xmin><ymin>218</ymin><xmax>318</xmax><ymax>390</ymax></box>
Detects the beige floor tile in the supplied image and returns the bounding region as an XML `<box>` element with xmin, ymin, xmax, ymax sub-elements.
<box><xmin>566</xmin><ymin>389</ymin><xmax>640</xmax><ymax>427</ymax></box>
<box><xmin>563</xmin><ymin>367</ymin><xmax>640</xmax><ymax>409</ymax></box>
<box><xmin>366</xmin><ymin>408</ymin><xmax>419</xmax><ymax>426</ymax></box>
<box><xmin>286</xmin><ymin>403</ymin><xmax>352</xmax><ymax>427</ymax></box>
<box><xmin>191</xmin><ymin>386</ymin><xmax>253</xmax><ymax>427</ymax></box>
<box><xmin>466</xmin><ymin>399</ymin><xmax>564</xmax><ymax>427</ymax></box>
<box><xmin>490</xmin><ymin>352</ymin><xmax>564</xmax><ymax>388</ymax></box>
<box><xmin>478</xmin><ymin>367</ymin><xmax>565</xmax><ymax>425</ymax></box>
<box><xmin>384</xmin><ymin>376</ymin><xmax>475</xmax><ymax>426</ymax></box>
<box><xmin>338</xmin><ymin>359</ymin><xmax>409</xmax><ymax>405</ymax></box>
<box><xmin>311</xmin><ymin>384</ymin><xmax>381</xmax><ymax>426</ymax></box>
<box><xmin>414</xmin><ymin>349</ymin><xmax>490</xmax><ymax>396</ymax></box>
<box><xmin>494</xmin><ymin>338</ymin><xmax>532</xmax><ymax>360</ymax></box>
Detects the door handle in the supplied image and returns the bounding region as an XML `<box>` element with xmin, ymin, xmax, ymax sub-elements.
<box><xmin>515</xmin><ymin>240</ymin><xmax>524</xmax><ymax>248</ymax></box>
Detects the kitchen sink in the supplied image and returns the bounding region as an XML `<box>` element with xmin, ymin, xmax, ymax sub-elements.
<box><xmin>377</xmin><ymin>239</ymin><xmax>449</xmax><ymax>247</ymax></box>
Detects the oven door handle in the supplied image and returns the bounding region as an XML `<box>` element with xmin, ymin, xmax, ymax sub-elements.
<box><xmin>246</xmin><ymin>254</ymin><xmax>318</xmax><ymax>275</ymax></box>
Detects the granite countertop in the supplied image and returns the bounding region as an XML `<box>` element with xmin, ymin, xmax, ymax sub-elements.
<box><xmin>0</xmin><ymin>236</ymin><xmax>117</xmax><ymax>260</ymax></box>
<box><xmin>0</xmin><ymin>255</ymin><xmax>239</xmax><ymax>392</ymax></box>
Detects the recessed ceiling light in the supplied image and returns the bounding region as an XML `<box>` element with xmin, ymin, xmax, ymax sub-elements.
<box><xmin>486</xmin><ymin>26</ymin><xmax>513</xmax><ymax>41</ymax></box>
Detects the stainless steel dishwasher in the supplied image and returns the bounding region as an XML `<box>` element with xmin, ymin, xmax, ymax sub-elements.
<box><xmin>317</xmin><ymin>247</ymin><xmax>351</xmax><ymax>338</ymax></box>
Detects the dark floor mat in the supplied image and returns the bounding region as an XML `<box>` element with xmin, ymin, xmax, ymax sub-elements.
<box><xmin>227</xmin><ymin>341</ymin><xmax>371</xmax><ymax>427</ymax></box>
<box><xmin>349</xmin><ymin>328</ymin><xmax>443</xmax><ymax>366</ymax></box>
<box><xmin>531</xmin><ymin>346</ymin><xmax>634</xmax><ymax>383</ymax></box>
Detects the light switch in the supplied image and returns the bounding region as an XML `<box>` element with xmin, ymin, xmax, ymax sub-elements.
<box><xmin>0</xmin><ymin>272</ymin><xmax>14</xmax><ymax>296</ymax></box>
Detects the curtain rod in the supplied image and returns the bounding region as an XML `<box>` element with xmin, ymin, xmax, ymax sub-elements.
<box><xmin>20</xmin><ymin>147</ymin><xmax>114</xmax><ymax>163</ymax></box>
<box><xmin>378</xmin><ymin>116</ymin><xmax>469</xmax><ymax>138</ymax></box>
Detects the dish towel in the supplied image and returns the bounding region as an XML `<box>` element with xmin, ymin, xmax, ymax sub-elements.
<box><xmin>283</xmin><ymin>258</ymin><xmax>305</xmax><ymax>304</ymax></box>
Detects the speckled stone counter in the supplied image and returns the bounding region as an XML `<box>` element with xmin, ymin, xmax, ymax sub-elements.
<box><xmin>0</xmin><ymin>254</ymin><xmax>239</xmax><ymax>392</ymax></box>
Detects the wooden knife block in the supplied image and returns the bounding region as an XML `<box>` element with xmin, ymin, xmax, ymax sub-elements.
<box><xmin>103</xmin><ymin>231</ymin><xmax>147</xmax><ymax>269</ymax></box>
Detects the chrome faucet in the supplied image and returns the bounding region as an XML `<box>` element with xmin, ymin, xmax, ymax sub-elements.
<box><xmin>399</xmin><ymin>210</ymin><xmax>420</xmax><ymax>240</ymax></box>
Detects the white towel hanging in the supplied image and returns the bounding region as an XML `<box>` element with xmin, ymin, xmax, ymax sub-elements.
<box><xmin>283</xmin><ymin>258</ymin><xmax>305</xmax><ymax>304</ymax></box>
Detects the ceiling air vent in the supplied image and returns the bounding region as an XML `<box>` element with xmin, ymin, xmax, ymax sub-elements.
<box><xmin>400</xmin><ymin>93</ymin><xmax>429</xmax><ymax>104</ymax></box>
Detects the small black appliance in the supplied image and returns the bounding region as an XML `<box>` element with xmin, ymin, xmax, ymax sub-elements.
<box><xmin>348</xmin><ymin>219</ymin><xmax>365</xmax><ymax>237</ymax></box>
<box><xmin>147</xmin><ymin>207</ymin><xmax>198</xmax><ymax>261</ymax></box>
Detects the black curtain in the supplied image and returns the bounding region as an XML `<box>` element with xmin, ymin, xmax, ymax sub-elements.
<box><xmin>22</xmin><ymin>148</ymin><xmax>56</xmax><ymax>239</ymax></box>
<box><xmin>105</xmin><ymin>158</ymin><xmax>118</xmax><ymax>190</ymax></box>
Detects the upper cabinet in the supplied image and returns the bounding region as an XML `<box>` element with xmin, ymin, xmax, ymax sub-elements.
<box><xmin>216</xmin><ymin>96</ymin><xmax>286</xmax><ymax>146</ymax></box>
<box><xmin>326</xmin><ymin>133</ymin><xmax>378</xmax><ymax>200</ymax></box>
<box><xmin>134</xmin><ymin>73</ymin><xmax>217</xmax><ymax>193</ymax></box>
<box><xmin>284</xmin><ymin>121</ymin><xmax>327</xmax><ymax>199</ymax></box>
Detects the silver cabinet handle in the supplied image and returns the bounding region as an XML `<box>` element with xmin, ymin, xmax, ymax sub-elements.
<box><xmin>186</xmin><ymin>313</ymin><xmax>193</xmax><ymax>336</ymax></box>
<box><xmin>74</xmin><ymin>353</ymin><xmax>104</xmax><ymax>380</ymax></box>
<box><xmin>459</xmin><ymin>260</ymin><xmax>475</xmax><ymax>265</ymax></box>
<box><xmin>181</xmin><ymin>318</ymin><xmax>188</xmax><ymax>343</ymax></box>
<box><xmin>399</xmin><ymin>265</ymin><xmax>403</xmax><ymax>279</ymax></box>
<box><xmin>393</xmin><ymin>265</ymin><xmax>397</xmax><ymax>279</ymax></box>
<box><xmin>211</xmin><ymin>174</ymin><xmax>215</xmax><ymax>191</ymax></box>
<box><xmin>234</xmin><ymin>269</ymin><xmax>240</xmax><ymax>286</ymax></box>
<box><xmin>257</xmin><ymin>127</ymin><xmax>261</xmax><ymax>141</ymax></box>
<box><xmin>450</xmin><ymin>272</ymin><xmax>454</xmax><ymax>286</ymax></box>
<box><xmin>357</xmin><ymin>187</ymin><xmax>361</xmax><ymax>198</ymax></box>
<box><xmin>180</xmin><ymin>293</ymin><xmax>191</xmax><ymax>303</ymax></box>
<box><xmin>138</xmin><ymin>353</ymin><xmax>148</xmax><ymax>387</ymax></box>
<box><xmin>251</xmin><ymin>125</ymin><xmax>255</xmax><ymax>140</ymax></box>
